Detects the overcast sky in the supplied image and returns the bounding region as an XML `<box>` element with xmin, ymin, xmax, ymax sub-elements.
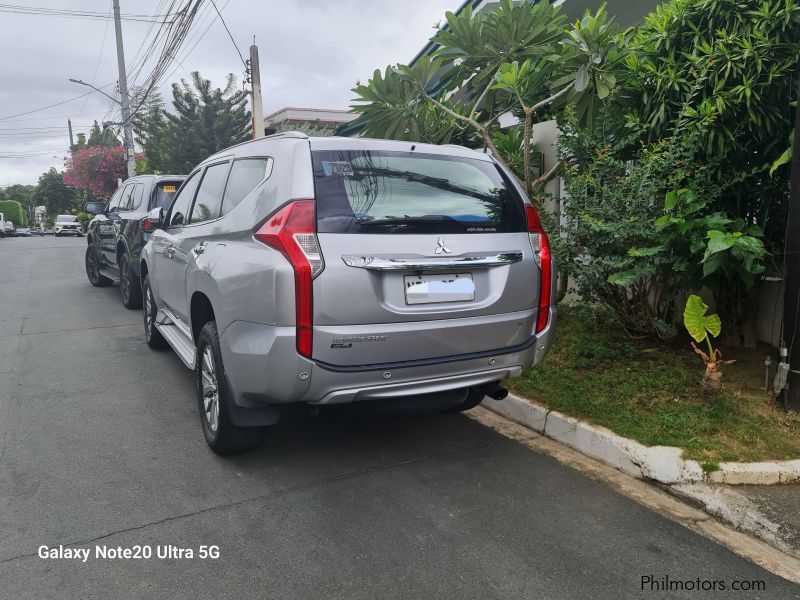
<box><xmin>0</xmin><ymin>0</ymin><xmax>455</xmax><ymax>185</ymax></box>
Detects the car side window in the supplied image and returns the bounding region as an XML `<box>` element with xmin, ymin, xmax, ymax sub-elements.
<box><xmin>126</xmin><ymin>183</ymin><xmax>145</xmax><ymax>211</ymax></box>
<box><xmin>168</xmin><ymin>172</ymin><xmax>201</xmax><ymax>227</ymax></box>
<box><xmin>222</xmin><ymin>158</ymin><xmax>271</xmax><ymax>216</ymax></box>
<box><xmin>119</xmin><ymin>184</ymin><xmax>135</xmax><ymax>211</ymax></box>
<box><xmin>108</xmin><ymin>185</ymin><xmax>127</xmax><ymax>213</ymax></box>
<box><xmin>189</xmin><ymin>162</ymin><xmax>229</xmax><ymax>224</ymax></box>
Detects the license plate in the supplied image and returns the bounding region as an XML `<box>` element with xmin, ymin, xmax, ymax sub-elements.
<box><xmin>404</xmin><ymin>273</ymin><xmax>475</xmax><ymax>305</ymax></box>
<box><xmin>162</xmin><ymin>185</ymin><xmax>176</xmax><ymax>192</ymax></box>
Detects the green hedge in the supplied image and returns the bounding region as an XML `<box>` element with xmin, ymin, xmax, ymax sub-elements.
<box><xmin>0</xmin><ymin>200</ymin><xmax>25</xmax><ymax>226</ymax></box>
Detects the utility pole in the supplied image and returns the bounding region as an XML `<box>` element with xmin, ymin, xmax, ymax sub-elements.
<box><xmin>67</xmin><ymin>119</ymin><xmax>74</xmax><ymax>150</ymax></box>
<box><xmin>249</xmin><ymin>40</ymin><xmax>264</xmax><ymax>139</ymax></box>
<box><xmin>780</xmin><ymin>82</ymin><xmax>800</xmax><ymax>411</ymax></box>
<box><xmin>112</xmin><ymin>0</ymin><xmax>136</xmax><ymax>177</ymax></box>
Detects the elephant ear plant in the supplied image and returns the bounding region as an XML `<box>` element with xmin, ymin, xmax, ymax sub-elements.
<box><xmin>683</xmin><ymin>295</ymin><xmax>734</xmax><ymax>393</ymax></box>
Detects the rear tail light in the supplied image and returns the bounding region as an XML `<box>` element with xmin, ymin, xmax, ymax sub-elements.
<box><xmin>526</xmin><ymin>204</ymin><xmax>552</xmax><ymax>334</ymax></box>
<box><xmin>142</xmin><ymin>217</ymin><xmax>155</xmax><ymax>233</ymax></box>
<box><xmin>254</xmin><ymin>200</ymin><xmax>322</xmax><ymax>358</ymax></box>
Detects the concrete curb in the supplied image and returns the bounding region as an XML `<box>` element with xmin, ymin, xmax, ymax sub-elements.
<box><xmin>669</xmin><ymin>483</ymin><xmax>800</xmax><ymax>560</ymax></box>
<box><xmin>482</xmin><ymin>394</ymin><xmax>800</xmax><ymax>485</ymax></box>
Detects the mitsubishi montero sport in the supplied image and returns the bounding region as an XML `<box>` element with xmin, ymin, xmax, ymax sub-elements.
<box><xmin>140</xmin><ymin>133</ymin><xmax>556</xmax><ymax>453</ymax></box>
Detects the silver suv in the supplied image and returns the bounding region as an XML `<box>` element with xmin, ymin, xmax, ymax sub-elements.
<box><xmin>141</xmin><ymin>133</ymin><xmax>556</xmax><ymax>453</ymax></box>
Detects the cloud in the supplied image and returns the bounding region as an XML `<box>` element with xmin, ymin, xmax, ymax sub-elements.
<box><xmin>0</xmin><ymin>0</ymin><xmax>454</xmax><ymax>185</ymax></box>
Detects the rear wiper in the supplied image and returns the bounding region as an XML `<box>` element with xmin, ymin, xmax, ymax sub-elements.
<box><xmin>357</xmin><ymin>215</ymin><xmax>461</xmax><ymax>230</ymax></box>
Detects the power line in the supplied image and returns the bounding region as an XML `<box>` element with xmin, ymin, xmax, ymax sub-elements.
<box><xmin>78</xmin><ymin>2</ymin><xmax>114</xmax><ymax>116</ymax></box>
<box><xmin>125</xmin><ymin>0</ymin><xmax>206</xmax><ymax>122</ymax></box>
<box><xmin>209</xmin><ymin>0</ymin><xmax>245</xmax><ymax>67</ymax></box>
<box><xmin>0</xmin><ymin>3</ymin><xmax>175</xmax><ymax>22</ymax></box>
<box><xmin>127</xmin><ymin>0</ymin><xmax>179</xmax><ymax>87</ymax></box>
<box><xmin>162</xmin><ymin>0</ymin><xmax>229</xmax><ymax>84</ymax></box>
<box><xmin>0</xmin><ymin>125</ymin><xmax>94</xmax><ymax>131</ymax></box>
<box><xmin>0</xmin><ymin>84</ymin><xmax>115</xmax><ymax>121</ymax></box>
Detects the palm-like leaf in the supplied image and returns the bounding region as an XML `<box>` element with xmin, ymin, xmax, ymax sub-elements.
<box><xmin>432</xmin><ymin>0</ymin><xmax>566</xmax><ymax>104</ymax></box>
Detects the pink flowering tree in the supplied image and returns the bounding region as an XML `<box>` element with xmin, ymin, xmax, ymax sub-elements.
<box><xmin>63</xmin><ymin>146</ymin><xmax>142</xmax><ymax>199</ymax></box>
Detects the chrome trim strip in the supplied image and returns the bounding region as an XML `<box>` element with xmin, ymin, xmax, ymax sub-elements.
<box><xmin>340</xmin><ymin>251</ymin><xmax>523</xmax><ymax>271</ymax></box>
<box><xmin>313</xmin><ymin>335</ymin><xmax>536</xmax><ymax>372</ymax></box>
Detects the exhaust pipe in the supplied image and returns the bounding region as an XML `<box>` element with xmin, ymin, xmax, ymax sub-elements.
<box><xmin>481</xmin><ymin>382</ymin><xmax>508</xmax><ymax>401</ymax></box>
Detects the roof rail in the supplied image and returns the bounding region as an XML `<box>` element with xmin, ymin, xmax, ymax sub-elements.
<box><xmin>218</xmin><ymin>130</ymin><xmax>309</xmax><ymax>154</ymax></box>
<box><xmin>262</xmin><ymin>130</ymin><xmax>309</xmax><ymax>140</ymax></box>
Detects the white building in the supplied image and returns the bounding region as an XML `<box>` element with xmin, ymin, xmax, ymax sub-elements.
<box><xmin>263</xmin><ymin>107</ymin><xmax>357</xmax><ymax>136</ymax></box>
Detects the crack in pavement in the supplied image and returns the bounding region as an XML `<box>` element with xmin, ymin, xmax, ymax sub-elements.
<box><xmin>0</xmin><ymin>438</ymin><xmax>500</xmax><ymax>566</ymax></box>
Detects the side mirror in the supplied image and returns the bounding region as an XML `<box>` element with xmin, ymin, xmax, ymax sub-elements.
<box><xmin>142</xmin><ymin>207</ymin><xmax>164</xmax><ymax>233</ymax></box>
<box><xmin>85</xmin><ymin>201</ymin><xmax>105</xmax><ymax>215</ymax></box>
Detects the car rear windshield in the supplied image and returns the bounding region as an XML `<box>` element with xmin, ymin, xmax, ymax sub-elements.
<box><xmin>152</xmin><ymin>180</ymin><xmax>183</xmax><ymax>210</ymax></box>
<box><xmin>312</xmin><ymin>150</ymin><xmax>525</xmax><ymax>234</ymax></box>
<box><xmin>57</xmin><ymin>215</ymin><xmax>78</xmax><ymax>222</ymax></box>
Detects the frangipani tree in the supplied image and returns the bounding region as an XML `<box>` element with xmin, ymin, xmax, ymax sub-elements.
<box><xmin>349</xmin><ymin>1</ymin><xmax>625</xmax><ymax>198</ymax></box>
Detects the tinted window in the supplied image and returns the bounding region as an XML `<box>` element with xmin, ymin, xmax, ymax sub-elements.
<box><xmin>128</xmin><ymin>183</ymin><xmax>145</xmax><ymax>211</ymax></box>
<box><xmin>151</xmin><ymin>180</ymin><xmax>182</xmax><ymax>210</ymax></box>
<box><xmin>222</xmin><ymin>158</ymin><xmax>270</xmax><ymax>215</ymax></box>
<box><xmin>312</xmin><ymin>150</ymin><xmax>525</xmax><ymax>234</ymax></box>
<box><xmin>190</xmin><ymin>162</ymin><xmax>229</xmax><ymax>223</ymax></box>
<box><xmin>107</xmin><ymin>186</ymin><xmax>127</xmax><ymax>212</ymax></box>
<box><xmin>119</xmin><ymin>183</ymin><xmax>144</xmax><ymax>211</ymax></box>
<box><xmin>169</xmin><ymin>172</ymin><xmax>200</xmax><ymax>227</ymax></box>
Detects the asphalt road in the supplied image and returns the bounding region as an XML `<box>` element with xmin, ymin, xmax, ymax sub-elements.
<box><xmin>1</xmin><ymin>236</ymin><xmax>798</xmax><ymax>600</ymax></box>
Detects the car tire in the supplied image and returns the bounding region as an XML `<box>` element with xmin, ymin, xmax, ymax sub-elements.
<box><xmin>442</xmin><ymin>386</ymin><xmax>486</xmax><ymax>414</ymax></box>
<box><xmin>142</xmin><ymin>274</ymin><xmax>168</xmax><ymax>349</ymax></box>
<box><xmin>119</xmin><ymin>254</ymin><xmax>143</xmax><ymax>309</ymax></box>
<box><xmin>196</xmin><ymin>321</ymin><xmax>262</xmax><ymax>455</ymax></box>
<box><xmin>85</xmin><ymin>246</ymin><xmax>112</xmax><ymax>287</ymax></box>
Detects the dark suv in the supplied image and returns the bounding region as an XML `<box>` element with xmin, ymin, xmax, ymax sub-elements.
<box><xmin>84</xmin><ymin>174</ymin><xmax>185</xmax><ymax>308</ymax></box>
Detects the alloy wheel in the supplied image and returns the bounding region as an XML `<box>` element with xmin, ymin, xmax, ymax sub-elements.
<box><xmin>144</xmin><ymin>285</ymin><xmax>154</xmax><ymax>340</ymax></box>
<box><xmin>201</xmin><ymin>347</ymin><xmax>219</xmax><ymax>432</ymax></box>
<box><xmin>86</xmin><ymin>250</ymin><xmax>98</xmax><ymax>283</ymax></box>
<box><xmin>120</xmin><ymin>259</ymin><xmax>130</xmax><ymax>303</ymax></box>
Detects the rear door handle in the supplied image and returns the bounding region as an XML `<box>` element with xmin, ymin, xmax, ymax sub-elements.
<box><xmin>165</xmin><ymin>245</ymin><xmax>175</xmax><ymax>258</ymax></box>
<box><xmin>191</xmin><ymin>241</ymin><xmax>208</xmax><ymax>256</ymax></box>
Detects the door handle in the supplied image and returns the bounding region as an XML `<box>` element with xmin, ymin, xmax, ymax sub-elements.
<box><xmin>191</xmin><ymin>241</ymin><xmax>207</xmax><ymax>256</ymax></box>
<box><xmin>165</xmin><ymin>245</ymin><xmax>175</xmax><ymax>258</ymax></box>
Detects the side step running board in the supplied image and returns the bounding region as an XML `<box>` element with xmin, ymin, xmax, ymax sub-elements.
<box><xmin>155</xmin><ymin>322</ymin><xmax>196</xmax><ymax>369</ymax></box>
<box><xmin>99</xmin><ymin>268</ymin><xmax>120</xmax><ymax>282</ymax></box>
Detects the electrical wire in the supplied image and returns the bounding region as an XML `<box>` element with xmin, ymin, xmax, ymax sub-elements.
<box><xmin>0</xmin><ymin>3</ymin><xmax>174</xmax><ymax>23</ymax></box>
<box><xmin>0</xmin><ymin>84</ymin><xmax>115</xmax><ymax>121</ymax></box>
<box><xmin>127</xmin><ymin>0</ymin><xmax>179</xmax><ymax>87</ymax></box>
<box><xmin>161</xmin><ymin>0</ymin><xmax>230</xmax><ymax>85</ymax></box>
<box><xmin>209</xmin><ymin>0</ymin><xmax>245</xmax><ymax>67</ymax></box>
<box><xmin>77</xmin><ymin>2</ymin><xmax>113</xmax><ymax>117</ymax></box>
<box><xmin>124</xmin><ymin>0</ymin><xmax>206</xmax><ymax>122</ymax></box>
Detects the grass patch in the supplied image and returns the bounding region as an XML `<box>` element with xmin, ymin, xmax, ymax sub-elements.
<box><xmin>508</xmin><ymin>306</ymin><xmax>800</xmax><ymax>463</ymax></box>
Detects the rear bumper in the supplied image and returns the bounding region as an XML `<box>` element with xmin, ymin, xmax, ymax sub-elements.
<box><xmin>218</xmin><ymin>307</ymin><xmax>556</xmax><ymax>410</ymax></box>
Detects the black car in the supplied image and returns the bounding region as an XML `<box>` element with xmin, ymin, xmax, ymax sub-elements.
<box><xmin>84</xmin><ymin>174</ymin><xmax>186</xmax><ymax>308</ymax></box>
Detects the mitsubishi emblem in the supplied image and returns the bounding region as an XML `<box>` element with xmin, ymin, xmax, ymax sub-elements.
<box><xmin>435</xmin><ymin>237</ymin><xmax>452</xmax><ymax>254</ymax></box>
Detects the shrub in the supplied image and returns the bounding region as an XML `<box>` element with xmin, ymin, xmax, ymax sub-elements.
<box><xmin>0</xmin><ymin>200</ymin><xmax>25</xmax><ymax>226</ymax></box>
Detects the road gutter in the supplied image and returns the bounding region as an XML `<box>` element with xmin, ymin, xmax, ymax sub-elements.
<box><xmin>468</xmin><ymin>406</ymin><xmax>800</xmax><ymax>585</ymax></box>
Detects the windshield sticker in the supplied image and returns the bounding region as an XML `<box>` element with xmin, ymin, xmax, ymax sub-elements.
<box><xmin>322</xmin><ymin>161</ymin><xmax>354</xmax><ymax>176</ymax></box>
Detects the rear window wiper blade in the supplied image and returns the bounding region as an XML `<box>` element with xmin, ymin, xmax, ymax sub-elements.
<box><xmin>357</xmin><ymin>215</ymin><xmax>459</xmax><ymax>229</ymax></box>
